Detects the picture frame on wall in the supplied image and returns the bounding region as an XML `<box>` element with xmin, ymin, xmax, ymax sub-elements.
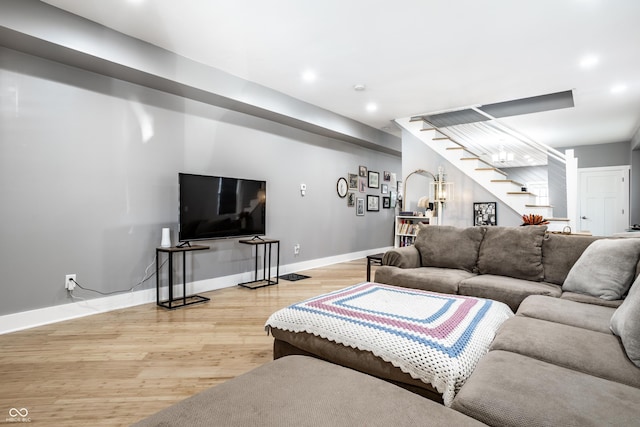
<box><xmin>348</xmin><ymin>173</ymin><xmax>358</xmax><ymax>189</ymax></box>
<box><xmin>384</xmin><ymin>171</ymin><xmax>391</xmax><ymax>181</ymax></box>
<box><xmin>358</xmin><ymin>177</ymin><xmax>367</xmax><ymax>193</ymax></box>
<box><xmin>356</xmin><ymin>198</ymin><xmax>365</xmax><ymax>216</ymax></box>
<box><xmin>389</xmin><ymin>190</ymin><xmax>397</xmax><ymax>208</ymax></box>
<box><xmin>474</xmin><ymin>202</ymin><xmax>497</xmax><ymax>226</ymax></box>
<box><xmin>359</xmin><ymin>165</ymin><xmax>368</xmax><ymax>177</ymax></box>
<box><xmin>368</xmin><ymin>171</ymin><xmax>380</xmax><ymax>189</ymax></box>
<box><xmin>347</xmin><ymin>192</ymin><xmax>355</xmax><ymax>207</ymax></box>
<box><xmin>367</xmin><ymin>195</ymin><xmax>379</xmax><ymax>211</ymax></box>
<box><xmin>381</xmin><ymin>183</ymin><xmax>388</xmax><ymax>194</ymax></box>
<box><xmin>382</xmin><ymin>196</ymin><xmax>390</xmax><ymax>208</ymax></box>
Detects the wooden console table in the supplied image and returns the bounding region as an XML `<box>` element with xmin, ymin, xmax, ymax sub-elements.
<box><xmin>238</xmin><ymin>237</ymin><xmax>280</xmax><ymax>289</ymax></box>
<box><xmin>156</xmin><ymin>245</ymin><xmax>210</xmax><ymax>309</ymax></box>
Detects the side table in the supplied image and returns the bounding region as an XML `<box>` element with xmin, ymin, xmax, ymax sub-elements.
<box><xmin>156</xmin><ymin>245</ymin><xmax>210</xmax><ymax>309</ymax></box>
<box><xmin>238</xmin><ymin>237</ymin><xmax>280</xmax><ymax>289</ymax></box>
<box><xmin>366</xmin><ymin>253</ymin><xmax>385</xmax><ymax>282</ymax></box>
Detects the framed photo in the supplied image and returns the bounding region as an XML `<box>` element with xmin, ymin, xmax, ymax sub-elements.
<box><xmin>368</xmin><ymin>171</ymin><xmax>380</xmax><ymax>189</ymax></box>
<box><xmin>359</xmin><ymin>165</ymin><xmax>368</xmax><ymax>177</ymax></box>
<box><xmin>397</xmin><ymin>180</ymin><xmax>403</xmax><ymax>194</ymax></box>
<box><xmin>358</xmin><ymin>177</ymin><xmax>367</xmax><ymax>193</ymax></box>
<box><xmin>356</xmin><ymin>198</ymin><xmax>365</xmax><ymax>216</ymax></box>
<box><xmin>382</xmin><ymin>196</ymin><xmax>391</xmax><ymax>209</ymax></box>
<box><xmin>381</xmin><ymin>183</ymin><xmax>388</xmax><ymax>194</ymax></box>
<box><xmin>348</xmin><ymin>173</ymin><xmax>358</xmax><ymax>189</ymax></box>
<box><xmin>389</xmin><ymin>190</ymin><xmax>397</xmax><ymax>208</ymax></box>
<box><xmin>383</xmin><ymin>171</ymin><xmax>391</xmax><ymax>181</ymax></box>
<box><xmin>474</xmin><ymin>202</ymin><xmax>497</xmax><ymax>226</ymax></box>
<box><xmin>367</xmin><ymin>195</ymin><xmax>379</xmax><ymax>211</ymax></box>
<box><xmin>347</xmin><ymin>192</ymin><xmax>356</xmax><ymax>207</ymax></box>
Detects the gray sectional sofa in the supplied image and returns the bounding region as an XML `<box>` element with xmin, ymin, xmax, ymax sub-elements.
<box><xmin>270</xmin><ymin>225</ymin><xmax>640</xmax><ymax>426</ymax></box>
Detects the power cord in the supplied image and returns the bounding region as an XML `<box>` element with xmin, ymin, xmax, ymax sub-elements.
<box><xmin>68</xmin><ymin>257</ymin><xmax>168</xmax><ymax>296</ymax></box>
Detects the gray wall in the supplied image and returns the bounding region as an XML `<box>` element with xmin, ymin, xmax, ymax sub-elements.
<box><xmin>0</xmin><ymin>47</ymin><xmax>399</xmax><ymax>316</ymax></box>
<box><xmin>402</xmin><ymin>131</ymin><xmax>521</xmax><ymax>227</ymax></box>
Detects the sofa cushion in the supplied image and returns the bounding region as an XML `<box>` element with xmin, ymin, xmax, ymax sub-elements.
<box><xmin>476</xmin><ymin>225</ymin><xmax>546</xmax><ymax>281</ymax></box>
<box><xmin>563</xmin><ymin>238</ymin><xmax>640</xmax><ymax>300</ymax></box>
<box><xmin>451</xmin><ymin>350</ymin><xmax>640</xmax><ymax>427</ymax></box>
<box><xmin>133</xmin><ymin>355</ymin><xmax>484</xmax><ymax>427</ymax></box>
<box><xmin>490</xmin><ymin>316</ymin><xmax>640</xmax><ymax>388</ymax></box>
<box><xmin>517</xmin><ymin>295</ymin><xmax>615</xmax><ymax>334</ymax></box>
<box><xmin>458</xmin><ymin>274</ymin><xmax>561</xmax><ymax>312</ymax></box>
<box><xmin>560</xmin><ymin>291</ymin><xmax>623</xmax><ymax>308</ymax></box>
<box><xmin>611</xmin><ymin>275</ymin><xmax>640</xmax><ymax>368</ymax></box>
<box><xmin>541</xmin><ymin>233</ymin><xmax>599</xmax><ymax>285</ymax></box>
<box><xmin>414</xmin><ymin>225</ymin><xmax>485</xmax><ymax>272</ymax></box>
<box><xmin>374</xmin><ymin>266</ymin><xmax>474</xmax><ymax>295</ymax></box>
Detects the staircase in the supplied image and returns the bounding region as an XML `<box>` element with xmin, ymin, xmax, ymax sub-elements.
<box><xmin>396</xmin><ymin>116</ymin><xmax>570</xmax><ymax>231</ymax></box>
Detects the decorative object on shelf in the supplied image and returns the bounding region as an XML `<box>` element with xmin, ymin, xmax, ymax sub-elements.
<box><xmin>403</xmin><ymin>166</ymin><xmax>453</xmax><ymax>225</ymax></box>
<box><xmin>160</xmin><ymin>227</ymin><xmax>171</xmax><ymax>248</ymax></box>
<box><xmin>359</xmin><ymin>165</ymin><xmax>367</xmax><ymax>177</ymax></box>
<box><xmin>417</xmin><ymin>196</ymin><xmax>430</xmax><ymax>215</ymax></box>
<box><xmin>383</xmin><ymin>197</ymin><xmax>390</xmax><ymax>208</ymax></box>
<box><xmin>521</xmin><ymin>214</ymin><xmax>549</xmax><ymax>226</ymax></box>
<box><xmin>368</xmin><ymin>171</ymin><xmax>380</xmax><ymax>188</ymax></box>
<box><xmin>347</xmin><ymin>192</ymin><xmax>355</xmax><ymax>207</ymax></box>
<box><xmin>336</xmin><ymin>177</ymin><xmax>348</xmax><ymax>198</ymax></box>
<box><xmin>381</xmin><ymin>184</ymin><xmax>388</xmax><ymax>194</ymax></box>
<box><xmin>348</xmin><ymin>173</ymin><xmax>358</xmax><ymax>189</ymax></box>
<box><xmin>474</xmin><ymin>202</ymin><xmax>497</xmax><ymax>226</ymax></box>
<box><xmin>356</xmin><ymin>198</ymin><xmax>365</xmax><ymax>216</ymax></box>
<box><xmin>367</xmin><ymin>195</ymin><xmax>379</xmax><ymax>211</ymax></box>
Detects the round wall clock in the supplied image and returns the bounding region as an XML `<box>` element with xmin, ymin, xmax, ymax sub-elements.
<box><xmin>336</xmin><ymin>177</ymin><xmax>348</xmax><ymax>198</ymax></box>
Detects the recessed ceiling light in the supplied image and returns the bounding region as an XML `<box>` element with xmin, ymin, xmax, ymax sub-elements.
<box><xmin>302</xmin><ymin>70</ymin><xmax>317</xmax><ymax>83</ymax></box>
<box><xmin>579</xmin><ymin>54</ymin><xmax>599</xmax><ymax>69</ymax></box>
<box><xmin>366</xmin><ymin>102</ymin><xmax>378</xmax><ymax>112</ymax></box>
<box><xmin>611</xmin><ymin>84</ymin><xmax>628</xmax><ymax>94</ymax></box>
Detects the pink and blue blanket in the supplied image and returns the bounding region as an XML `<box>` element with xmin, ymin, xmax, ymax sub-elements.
<box><xmin>266</xmin><ymin>282</ymin><xmax>513</xmax><ymax>406</ymax></box>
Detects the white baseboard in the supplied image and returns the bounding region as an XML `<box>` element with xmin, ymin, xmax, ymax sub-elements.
<box><xmin>0</xmin><ymin>247</ymin><xmax>390</xmax><ymax>335</ymax></box>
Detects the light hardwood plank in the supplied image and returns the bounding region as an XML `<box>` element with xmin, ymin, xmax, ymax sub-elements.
<box><xmin>0</xmin><ymin>259</ymin><xmax>375</xmax><ymax>426</ymax></box>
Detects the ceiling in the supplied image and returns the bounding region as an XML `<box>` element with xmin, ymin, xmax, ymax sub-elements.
<box><xmin>41</xmin><ymin>0</ymin><xmax>640</xmax><ymax>149</ymax></box>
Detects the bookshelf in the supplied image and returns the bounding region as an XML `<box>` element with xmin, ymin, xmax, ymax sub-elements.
<box><xmin>394</xmin><ymin>215</ymin><xmax>432</xmax><ymax>247</ymax></box>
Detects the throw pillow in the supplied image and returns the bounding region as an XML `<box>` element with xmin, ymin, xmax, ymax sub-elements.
<box><xmin>562</xmin><ymin>239</ymin><xmax>640</xmax><ymax>300</ymax></box>
<box><xmin>414</xmin><ymin>225</ymin><xmax>485</xmax><ymax>272</ymax></box>
<box><xmin>610</xmin><ymin>275</ymin><xmax>640</xmax><ymax>367</ymax></box>
<box><xmin>476</xmin><ymin>226</ymin><xmax>547</xmax><ymax>281</ymax></box>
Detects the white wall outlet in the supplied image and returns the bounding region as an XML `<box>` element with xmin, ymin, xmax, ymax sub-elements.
<box><xmin>300</xmin><ymin>183</ymin><xmax>306</xmax><ymax>197</ymax></box>
<box><xmin>65</xmin><ymin>274</ymin><xmax>76</xmax><ymax>291</ymax></box>
<box><xmin>294</xmin><ymin>244</ymin><xmax>300</xmax><ymax>255</ymax></box>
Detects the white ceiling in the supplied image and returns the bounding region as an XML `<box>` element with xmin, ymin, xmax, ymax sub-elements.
<box><xmin>42</xmin><ymin>0</ymin><xmax>640</xmax><ymax>149</ymax></box>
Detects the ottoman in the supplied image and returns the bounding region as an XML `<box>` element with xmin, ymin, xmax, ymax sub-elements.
<box><xmin>133</xmin><ymin>355</ymin><xmax>484</xmax><ymax>426</ymax></box>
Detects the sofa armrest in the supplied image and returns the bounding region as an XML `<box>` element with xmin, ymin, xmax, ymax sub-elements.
<box><xmin>382</xmin><ymin>246</ymin><xmax>420</xmax><ymax>268</ymax></box>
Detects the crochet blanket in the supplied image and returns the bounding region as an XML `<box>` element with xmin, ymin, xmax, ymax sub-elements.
<box><xmin>265</xmin><ymin>282</ymin><xmax>513</xmax><ymax>406</ymax></box>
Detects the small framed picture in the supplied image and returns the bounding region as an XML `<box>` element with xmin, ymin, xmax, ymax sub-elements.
<box><xmin>358</xmin><ymin>177</ymin><xmax>367</xmax><ymax>193</ymax></box>
<box><xmin>356</xmin><ymin>198</ymin><xmax>365</xmax><ymax>216</ymax></box>
<box><xmin>347</xmin><ymin>192</ymin><xmax>355</xmax><ymax>207</ymax></box>
<box><xmin>367</xmin><ymin>195</ymin><xmax>379</xmax><ymax>211</ymax></box>
<box><xmin>389</xmin><ymin>190</ymin><xmax>397</xmax><ymax>208</ymax></box>
<box><xmin>348</xmin><ymin>173</ymin><xmax>358</xmax><ymax>189</ymax></box>
<box><xmin>359</xmin><ymin>165</ymin><xmax>368</xmax><ymax>177</ymax></box>
<box><xmin>473</xmin><ymin>202</ymin><xmax>497</xmax><ymax>226</ymax></box>
<box><xmin>384</xmin><ymin>171</ymin><xmax>391</xmax><ymax>181</ymax></box>
<box><xmin>383</xmin><ymin>196</ymin><xmax>391</xmax><ymax>209</ymax></box>
<box><xmin>368</xmin><ymin>171</ymin><xmax>380</xmax><ymax>189</ymax></box>
<box><xmin>381</xmin><ymin>183</ymin><xmax>388</xmax><ymax>194</ymax></box>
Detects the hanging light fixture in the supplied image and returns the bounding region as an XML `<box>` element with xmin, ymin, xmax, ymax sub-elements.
<box><xmin>492</xmin><ymin>145</ymin><xmax>514</xmax><ymax>163</ymax></box>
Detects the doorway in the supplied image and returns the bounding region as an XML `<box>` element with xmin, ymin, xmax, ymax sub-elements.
<box><xmin>578</xmin><ymin>166</ymin><xmax>630</xmax><ymax>236</ymax></box>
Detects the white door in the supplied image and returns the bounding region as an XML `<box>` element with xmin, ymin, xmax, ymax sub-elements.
<box><xmin>578</xmin><ymin>166</ymin><xmax>630</xmax><ymax>236</ymax></box>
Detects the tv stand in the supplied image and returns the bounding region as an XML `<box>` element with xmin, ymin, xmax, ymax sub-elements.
<box><xmin>156</xmin><ymin>245</ymin><xmax>210</xmax><ymax>309</ymax></box>
<box><xmin>238</xmin><ymin>238</ymin><xmax>280</xmax><ymax>289</ymax></box>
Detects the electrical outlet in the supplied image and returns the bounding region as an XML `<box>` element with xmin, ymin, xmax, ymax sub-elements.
<box><xmin>294</xmin><ymin>244</ymin><xmax>300</xmax><ymax>255</ymax></box>
<box><xmin>65</xmin><ymin>274</ymin><xmax>76</xmax><ymax>291</ymax></box>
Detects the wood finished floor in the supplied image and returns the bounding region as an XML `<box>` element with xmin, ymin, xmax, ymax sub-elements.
<box><xmin>0</xmin><ymin>259</ymin><xmax>374</xmax><ymax>426</ymax></box>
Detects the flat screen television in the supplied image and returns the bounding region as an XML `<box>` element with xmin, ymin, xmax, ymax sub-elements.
<box><xmin>178</xmin><ymin>173</ymin><xmax>266</xmax><ymax>242</ymax></box>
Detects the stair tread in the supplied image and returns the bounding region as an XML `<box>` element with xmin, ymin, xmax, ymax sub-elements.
<box><xmin>461</xmin><ymin>157</ymin><xmax>480</xmax><ymax>160</ymax></box>
<box><xmin>507</xmin><ymin>191</ymin><xmax>537</xmax><ymax>196</ymax></box>
<box><xmin>446</xmin><ymin>146</ymin><xmax>465</xmax><ymax>150</ymax></box>
<box><xmin>491</xmin><ymin>179</ymin><xmax>524</xmax><ymax>187</ymax></box>
<box><xmin>433</xmin><ymin>137</ymin><xmax>451</xmax><ymax>140</ymax></box>
<box><xmin>476</xmin><ymin>167</ymin><xmax>508</xmax><ymax>176</ymax></box>
<box><xmin>420</xmin><ymin>127</ymin><xmax>436</xmax><ymax>131</ymax></box>
<box><xmin>546</xmin><ymin>217</ymin><xmax>570</xmax><ymax>221</ymax></box>
<box><xmin>526</xmin><ymin>204</ymin><xmax>554</xmax><ymax>208</ymax></box>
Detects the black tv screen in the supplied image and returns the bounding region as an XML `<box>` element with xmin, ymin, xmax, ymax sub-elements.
<box><xmin>178</xmin><ymin>173</ymin><xmax>266</xmax><ymax>241</ymax></box>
